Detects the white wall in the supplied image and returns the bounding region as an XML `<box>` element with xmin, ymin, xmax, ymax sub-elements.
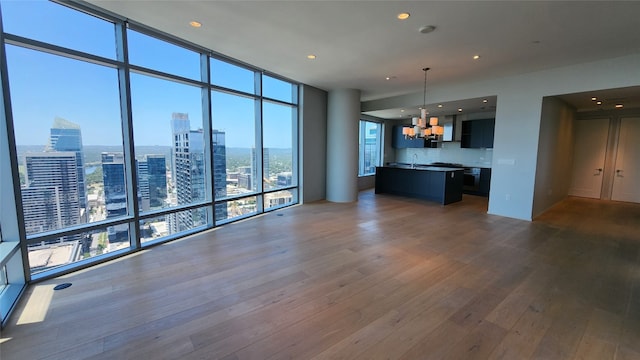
<box><xmin>363</xmin><ymin>53</ymin><xmax>640</xmax><ymax>220</ymax></box>
<box><xmin>531</xmin><ymin>97</ymin><xmax>576</xmax><ymax>218</ymax></box>
<box><xmin>489</xmin><ymin>89</ymin><xmax>541</xmax><ymax>220</ymax></box>
<box><xmin>300</xmin><ymin>85</ymin><xmax>327</xmax><ymax>203</ymax></box>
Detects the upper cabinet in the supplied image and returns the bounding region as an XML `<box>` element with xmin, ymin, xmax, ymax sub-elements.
<box><xmin>461</xmin><ymin>119</ymin><xmax>495</xmax><ymax>148</ymax></box>
<box><xmin>392</xmin><ymin>125</ymin><xmax>427</xmax><ymax>148</ymax></box>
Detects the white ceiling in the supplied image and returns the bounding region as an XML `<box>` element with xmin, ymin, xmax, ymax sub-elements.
<box><xmin>86</xmin><ymin>0</ymin><xmax>640</xmax><ymax>117</ymax></box>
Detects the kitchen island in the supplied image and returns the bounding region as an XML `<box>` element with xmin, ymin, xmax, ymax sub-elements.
<box><xmin>375</xmin><ymin>165</ymin><xmax>464</xmax><ymax>205</ymax></box>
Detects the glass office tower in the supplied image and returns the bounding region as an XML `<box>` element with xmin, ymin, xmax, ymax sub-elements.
<box><xmin>22</xmin><ymin>152</ymin><xmax>82</xmax><ymax>241</ymax></box>
<box><xmin>212</xmin><ymin>129</ymin><xmax>228</xmax><ymax>220</ymax></box>
<box><xmin>145</xmin><ymin>154</ymin><xmax>167</xmax><ymax>209</ymax></box>
<box><xmin>101</xmin><ymin>152</ymin><xmax>128</xmax><ymax>242</ymax></box>
<box><xmin>171</xmin><ymin>113</ymin><xmax>212</xmax><ymax>231</ymax></box>
<box><xmin>48</xmin><ymin>118</ymin><xmax>87</xmax><ymax>218</ymax></box>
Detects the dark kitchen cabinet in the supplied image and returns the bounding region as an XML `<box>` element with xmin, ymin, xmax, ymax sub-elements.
<box><xmin>375</xmin><ymin>166</ymin><xmax>463</xmax><ymax>205</ymax></box>
<box><xmin>392</xmin><ymin>125</ymin><xmax>427</xmax><ymax>148</ymax></box>
<box><xmin>463</xmin><ymin>167</ymin><xmax>491</xmax><ymax>197</ymax></box>
<box><xmin>479</xmin><ymin>168</ymin><xmax>491</xmax><ymax>196</ymax></box>
<box><xmin>461</xmin><ymin>119</ymin><xmax>495</xmax><ymax>148</ymax></box>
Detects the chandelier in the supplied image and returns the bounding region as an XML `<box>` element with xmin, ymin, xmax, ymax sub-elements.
<box><xmin>403</xmin><ymin>67</ymin><xmax>443</xmax><ymax>139</ymax></box>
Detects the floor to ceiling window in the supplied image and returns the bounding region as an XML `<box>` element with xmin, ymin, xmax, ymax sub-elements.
<box><xmin>0</xmin><ymin>0</ymin><xmax>299</xmax><ymax>321</ymax></box>
<box><xmin>0</xmin><ymin>2</ymin><xmax>27</xmax><ymax>326</ymax></box>
<box><xmin>129</xmin><ymin>73</ymin><xmax>209</xmax><ymax>242</ymax></box>
<box><xmin>358</xmin><ymin>120</ymin><xmax>383</xmax><ymax>176</ymax></box>
<box><xmin>211</xmin><ymin>90</ymin><xmax>260</xmax><ymax>222</ymax></box>
<box><xmin>0</xmin><ymin>104</ymin><xmax>27</xmax><ymax>327</ymax></box>
<box><xmin>262</xmin><ymin>100</ymin><xmax>298</xmax><ymax>210</ymax></box>
<box><xmin>6</xmin><ymin>44</ymin><xmax>129</xmax><ymax>273</ymax></box>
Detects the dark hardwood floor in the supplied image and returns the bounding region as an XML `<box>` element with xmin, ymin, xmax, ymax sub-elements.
<box><xmin>1</xmin><ymin>190</ymin><xmax>639</xmax><ymax>359</ymax></box>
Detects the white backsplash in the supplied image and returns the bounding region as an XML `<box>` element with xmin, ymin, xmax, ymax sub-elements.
<box><xmin>394</xmin><ymin>142</ymin><xmax>493</xmax><ymax>168</ymax></box>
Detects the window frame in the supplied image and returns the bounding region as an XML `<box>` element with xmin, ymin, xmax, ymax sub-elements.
<box><xmin>0</xmin><ymin>0</ymin><xmax>300</xmax><ymax>284</ymax></box>
<box><xmin>358</xmin><ymin>119</ymin><xmax>383</xmax><ymax>177</ymax></box>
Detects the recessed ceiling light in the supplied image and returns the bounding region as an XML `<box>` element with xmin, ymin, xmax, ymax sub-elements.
<box><xmin>597</xmin><ymin>101</ymin><xmax>603</xmax><ymax>105</ymax></box>
<box><xmin>385</xmin><ymin>77</ymin><xmax>390</xmax><ymax>80</ymax></box>
<box><xmin>307</xmin><ymin>54</ymin><xmax>316</xmax><ymax>60</ymax></box>
<box><xmin>591</xmin><ymin>97</ymin><xmax>597</xmax><ymax>101</ymax></box>
<box><xmin>482</xmin><ymin>99</ymin><xmax>488</xmax><ymax>103</ymax></box>
<box><xmin>189</xmin><ymin>21</ymin><xmax>202</xmax><ymax>28</ymax></box>
<box><xmin>458</xmin><ymin>108</ymin><xmax>463</xmax><ymax>112</ymax></box>
<box><xmin>397</xmin><ymin>12</ymin><xmax>410</xmax><ymax>20</ymax></box>
<box><xmin>615</xmin><ymin>104</ymin><xmax>624</xmax><ymax>108</ymax></box>
<box><xmin>400</xmin><ymin>109</ymin><xmax>405</xmax><ymax>112</ymax></box>
<box><xmin>473</xmin><ymin>55</ymin><xmax>481</xmax><ymax>60</ymax></box>
<box><xmin>437</xmin><ymin>104</ymin><xmax>443</xmax><ymax>108</ymax></box>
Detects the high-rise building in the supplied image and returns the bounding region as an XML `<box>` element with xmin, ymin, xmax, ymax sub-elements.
<box><xmin>145</xmin><ymin>155</ymin><xmax>167</xmax><ymax>209</ymax></box>
<box><xmin>252</xmin><ymin>147</ymin><xmax>269</xmax><ymax>191</ymax></box>
<box><xmin>277</xmin><ymin>172</ymin><xmax>293</xmax><ymax>187</ymax></box>
<box><xmin>266</xmin><ymin>191</ymin><xmax>293</xmax><ymax>208</ymax></box>
<box><xmin>136</xmin><ymin>159</ymin><xmax>150</xmax><ymax>212</ymax></box>
<box><xmin>22</xmin><ymin>152</ymin><xmax>82</xmax><ymax>244</ymax></box>
<box><xmin>47</xmin><ymin>118</ymin><xmax>87</xmax><ymax>219</ymax></box>
<box><xmin>171</xmin><ymin>113</ymin><xmax>213</xmax><ymax>231</ymax></box>
<box><xmin>212</xmin><ymin>129</ymin><xmax>228</xmax><ymax>220</ymax></box>
<box><xmin>101</xmin><ymin>152</ymin><xmax>128</xmax><ymax>242</ymax></box>
<box><xmin>235</xmin><ymin>165</ymin><xmax>251</xmax><ymax>191</ymax></box>
<box><xmin>136</xmin><ymin>154</ymin><xmax>168</xmax><ymax>212</ymax></box>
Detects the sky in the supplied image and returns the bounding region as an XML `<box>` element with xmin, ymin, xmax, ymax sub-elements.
<box><xmin>2</xmin><ymin>0</ymin><xmax>295</xmax><ymax>149</ymax></box>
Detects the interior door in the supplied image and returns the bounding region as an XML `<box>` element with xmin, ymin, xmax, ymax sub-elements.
<box><xmin>611</xmin><ymin>117</ymin><xmax>640</xmax><ymax>203</ymax></box>
<box><xmin>568</xmin><ymin>118</ymin><xmax>609</xmax><ymax>198</ymax></box>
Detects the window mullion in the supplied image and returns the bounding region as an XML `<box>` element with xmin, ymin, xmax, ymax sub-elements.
<box><xmin>201</xmin><ymin>53</ymin><xmax>214</xmax><ymax>227</ymax></box>
<box><xmin>255</xmin><ymin>71</ymin><xmax>264</xmax><ymax>213</ymax></box>
<box><xmin>116</xmin><ymin>21</ymin><xmax>140</xmax><ymax>249</ymax></box>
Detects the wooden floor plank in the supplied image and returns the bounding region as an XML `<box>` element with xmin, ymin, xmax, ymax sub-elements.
<box><xmin>572</xmin><ymin>335</ymin><xmax>617</xmax><ymax>360</ymax></box>
<box><xmin>352</xmin><ymin>286</ymin><xmax>476</xmax><ymax>360</ymax></box>
<box><xmin>443</xmin><ymin>320</ymin><xmax>508</xmax><ymax>360</ymax></box>
<box><xmin>1</xmin><ymin>193</ymin><xmax>639</xmax><ymax>360</ymax></box>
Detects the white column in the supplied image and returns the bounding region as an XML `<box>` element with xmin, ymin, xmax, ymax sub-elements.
<box><xmin>326</xmin><ymin>89</ymin><xmax>360</xmax><ymax>202</ymax></box>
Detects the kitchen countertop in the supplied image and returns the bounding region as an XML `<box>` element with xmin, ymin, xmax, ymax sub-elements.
<box><xmin>386</xmin><ymin>162</ymin><xmax>491</xmax><ymax>169</ymax></box>
<box><xmin>383</xmin><ymin>165</ymin><xmax>464</xmax><ymax>172</ymax></box>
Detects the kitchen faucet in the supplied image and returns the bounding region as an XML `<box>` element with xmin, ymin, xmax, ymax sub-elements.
<box><xmin>412</xmin><ymin>153</ymin><xmax>418</xmax><ymax>168</ymax></box>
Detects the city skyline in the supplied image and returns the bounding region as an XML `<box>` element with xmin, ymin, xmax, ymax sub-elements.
<box><xmin>18</xmin><ymin>114</ymin><xmax>294</xmax><ymax>273</ymax></box>
<box><xmin>5</xmin><ymin>0</ymin><xmax>296</xmax><ymax>275</ymax></box>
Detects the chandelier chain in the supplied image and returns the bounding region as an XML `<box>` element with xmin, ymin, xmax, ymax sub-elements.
<box><xmin>422</xmin><ymin>67</ymin><xmax>430</xmax><ymax>110</ymax></box>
